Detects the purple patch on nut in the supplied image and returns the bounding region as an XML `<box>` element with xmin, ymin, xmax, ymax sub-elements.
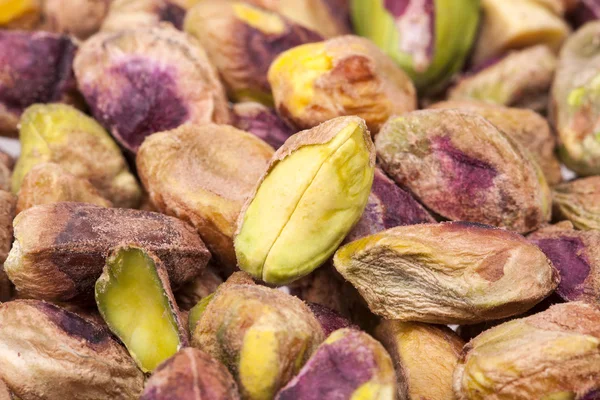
<box><xmin>569</xmin><ymin>0</ymin><xmax>600</xmax><ymax>28</ymax></box>
<box><xmin>39</xmin><ymin>301</ymin><xmax>110</xmax><ymax>345</ymax></box>
<box><xmin>307</xmin><ymin>303</ymin><xmax>356</xmax><ymax>336</ymax></box>
<box><xmin>232</xmin><ymin>104</ymin><xmax>294</xmax><ymax>149</ymax></box>
<box><xmin>159</xmin><ymin>2</ymin><xmax>186</xmax><ymax>30</ymax></box>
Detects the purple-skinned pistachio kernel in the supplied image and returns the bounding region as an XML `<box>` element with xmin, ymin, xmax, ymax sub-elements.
<box><xmin>307</xmin><ymin>302</ymin><xmax>356</xmax><ymax>336</ymax></box>
<box><xmin>232</xmin><ymin>102</ymin><xmax>295</xmax><ymax>149</ymax></box>
<box><xmin>569</xmin><ymin>0</ymin><xmax>600</xmax><ymax>27</ymax></box>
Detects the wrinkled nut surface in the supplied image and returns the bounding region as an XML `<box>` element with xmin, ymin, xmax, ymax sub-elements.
<box><xmin>74</xmin><ymin>25</ymin><xmax>230</xmax><ymax>153</ymax></box>
<box><xmin>185</xmin><ymin>1</ymin><xmax>322</xmax><ymax>104</ymax></box>
<box><xmin>192</xmin><ymin>273</ymin><xmax>325</xmax><ymax>400</ymax></box>
<box><xmin>450</xmin><ymin>45</ymin><xmax>558</xmax><ymax>112</ymax></box>
<box><xmin>375</xmin><ymin>320</ymin><xmax>465</xmax><ymax>400</ymax></box>
<box><xmin>140</xmin><ymin>348</ymin><xmax>241</xmax><ymax>400</ymax></box>
<box><xmin>429</xmin><ymin>100</ymin><xmax>562</xmax><ymax>185</ymax></box>
<box><xmin>334</xmin><ymin>222</ymin><xmax>559</xmax><ymax>324</ymax></box>
<box><xmin>4</xmin><ymin>202</ymin><xmax>210</xmax><ymax>302</ymax></box>
<box><xmin>13</xmin><ymin>103</ymin><xmax>141</xmax><ymax>208</ymax></box>
<box><xmin>0</xmin><ymin>300</ymin><xmax>145</xmax><ymax>400</ymax></box>
<box><xmin>375</xmin><ymin>109</ymin><xmax>552</xmax><ymax>233</ymax></box>
<box><xmin>41</xmin><ymin>0</ymin><xmax>111</xmax><ymax>39</ymax></box>
<box><xmin>268</xmin><ymin>35</ymin><xmax>417</xmax><ymax>132</ymax></box>
<box><xmin>175</xmin><ymin>263</ymin><xmax>223</xmax><ymax>311</ymax></box>
<box><xmin>232</xmin><ymin>102</ymin><xmax>295</xmax><ymax>149</ymax></box>
<box><xmin>235</xmin><ymin>116</ymin><xmax>375</xmax><ymax>284</ymax></box>
<box><xmin>553</xmin><ymin>176</ymin><xmax>600</xmax><ymax>230</ymax></box>
<box><xmin>0</xmin><ymin>0</ymin><xmax>41</xmax><ymax>29</ymax></box>
<box><xmin>137</xmin><ymin>123</ymin><xmax>273</xmax><ymax>272</ymax></box>
<box><xmin>101</xmin><ymin>0</ymin><xmax>191</xmax><ymax>32</ymax></box>
<box><xmin>276</xmin><ymin>328</ymin><xmax>396</xmax><ymax>400</ymax></box>
<box><xmin>454</xmin><ymin>302</ymin><xmax>600</xmax><ymax>400</ymax></box>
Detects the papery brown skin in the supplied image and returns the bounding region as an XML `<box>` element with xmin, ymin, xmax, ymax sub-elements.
<box><xmin>454</xmin><ymin>302</ymin><xmax>600</xmax><ymax>400</ymax></box>
<box><xmin>0</xmin><ymin>300</ymin><xmax>144</xmax><ymax>400</ymax></box>
<box><xmin>376</xmin><ymin>109</ymin><xmax>552</xmax><ymax>233</ymax></box>
<box><xmin>307</xmin><ymin>302</ymin><xmax>355</xmax><ymax>337</ymax></box>
<box><xmin>137</xmin><ymin>123</ymin><xmax>273</xmax><ymax>272</ymax></box>
<box><xmin>185</xmin><ymin>0</ymin><xmax>322</xmax><ymax>104</ymax></box>
<box><xmin>375</xmin><ymin>321</ymin><xmax>465</xmax><ymax>400</ymax></box>
<box><xmin>175</xmin><ymin>263</ymin><xmax>223</xmax><ymax>311</ymax></box>
<box><xmin>4</xmin><ymin>202</ymin><xmax>210</xmax><ymax>302</ymax></box>
<box><xmin>74</xmin><ymin>25</ymin><xmax>230</xmax><ymax>153</ymax></box>
<box><xmin>232</xmin><ymin>102</ymin><xmax>295</xmax><ymax>149</ymax></box>
<box><xmin>334</xmin><ymin>222</ymin><xmax>559</xmax><ymax>324</ymax></box>
<box><xmin>41</xmin><ymin>0</ymin><xmax>111</xmax><ymax>39</ymax></box>
<box><xmin>553</xmin><ymin>176</ymin><xmax>600</xmax><ymax>230</ymax></box>
<box><xmin>429</xmin><ymin>100</ymin><xmax>562</xmax><ymax>185</ymax></box>
<box><xmin>0</xmin><ymin>31</ymin><xmax>77</xmax><ymax>137</ymax></box>
<box><xmin>101</xmin><ymin>0</ymin><xmax>192</xmax><ymax>31</ymax></box>
<box><xmin>141</xmin><ymin>348</ymin><xmax>241</xmax><ymax>400</ymax></box>
<box><xmin>0</xmin><ymin>150</ymin><xmax>13</xmax><ymax>192</ymax></box>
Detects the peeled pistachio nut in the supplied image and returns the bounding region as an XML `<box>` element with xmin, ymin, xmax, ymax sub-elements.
<box><xmin>102</xmin><ymin>0</ymin><xmax>196</xmax><ymax>31</ymax></box>
<box><xmin>376</xmin><ymin>109</ymin><xmax>552</xmax><ymax>233</ymax></box>
<box><xmin>16</xmin><ymin>162</ymin><xmax>112</xmax><ymax>214</ymax></box>
<box><xmin>235</xmin><ymin>116</ymin><xmax>375</xmax><ymax>284</ymax></box>
<box><xmin>275</xmin><ymin>328</ymin><xmax>396</xmax><ymax>400</ymax></box>
<box><xmin>41</xmin><ymin>0</ymin><xmax>110</xmax><ymax>39</ymax></box>
<box><xmin>429</xmin><ymin>100</ymin><xmax>562</xmax><ymax>185</ymax></box>
<box><xmin>375</xmin><ymin>321</ymin><xmax>465</xmax><ymax>400</ymax></box>
<box><xmin>4</xmin><ymin>202</ymin><xmax>210</xmax><ymax>302</ymax></box>
<box><xmin>334</xmin><ymin>222</ymin><xmax>559</xmax><ymax>324</ymax></box>
<box><xmin>351</xmin><ymin>0</ymin><xmax>480</xmax><ymax>94</ymax></box>
<box><xmin>450</xmin><ymin>45</ymin><xmax>557</xmax><ymax>112</ymax></box>
<box><xmin>551</xmin><ymin>22</ymin><xmax>600</xmax><ymax>175</ymax></box>
<box><xmin>13</xmin><ymin>104</ymin><xmax>141</xmax><ymax>208</ymax></box>
<box><xmin>140</xmin><ymin>348</ymin><xmax>241</xmax><ymax>400</ymax></box>
<box><xmin>137</xmin><ymin>124</ymin><xmax>273</xmax><ymax>272</ymax></box>
<box><xmin>553</xmin><ymin>176</ymin><xmax>600</xmax><ymax>230</ymax></box>
<box><xmin>192</xmin><ymin>272</ymin><xmax>325</xmax><ymax>400</ymax></box>
<box><xmin>74</xmin><ymin>25</ymin><xmax>230</xmax><ymax>153</ymax></box>
<box><xmin>232</xmin><ymin>102</ymin><xmax>295</xmax><ymax>149</ymax></box>
<box><xmin>0</xmin><ymin>0</ymin><xmax>41</xmax><ymax>29</ymax></box>
<box><xmin>268</xmin><ymin>36</ymin><xmax>417</xmax><ymax>133</ymax></box>
<box><xmin>0</xmin><ymin>300</ymin><xmax>145</xmax><ymax>400</ymax></box>
<box><xmin>175</xmin><ymin>263</ymin><xmax>222</xmax><ymax>311</ymax></box>
<box><xmin>0</xmin><ymin>31</ymin><xmax>77</xmax><ymax>137</ymax></box>
<box><xmin>306</xmin><ymin>302</ymin><xmax>355</xmax><ymax>337</ymax></box>
<box><xmin>454</xmin><ymin>302</ymin><xmax>600</xmax><ymax>400</ymax></box>
<box><xmin>185</xmin><ymin>1</ymin><xmax>322</xmax><ymax>104</ymax></box>
<box><xmin>472</xmin><ymin>0</ymin><xmax>569</xmax><ymax>66</ymax></box>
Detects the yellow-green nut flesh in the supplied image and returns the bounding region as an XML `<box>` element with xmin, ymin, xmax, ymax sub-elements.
<box><xmin>453</xmin><ymin>302</ymin><xmax>600</xmax><ymax>400</ymax></box>
<box><xmin>551</xmin><ymin>21</ymin><xmax>600</xmax><ymax>175</ymax></box>
<box><xmin>192</xmin><ymin>272</ymin><xmax>325</xmax><ymax>400</ymax></box>
<box><xmin>0</xmin><ymin>0</ymin><xmax>41</xmax><ymax>29</ymax></box>
<box><xmin>96</xmin><ymin>246</ymin><xmax>188</xmax><ymax>372</ymax></box>
<box><xmin>0</xmin><ymin>299</ymin><xmax>145</xmax><ymax>400</ymax></box>
<box><xmin>12</xmin><ymin>103</ymin><xmax>141</xmax><ymax>208</ymax></box>
<box><xmin>375</xmin><ymin>109</ymin><xmax>552</xmax><ymax>233</ymax></box>
<box><xmin>375</xmin><ymin>321</ymin><xmax>465</xmax><ymax>400</ymax></box>
<box><xmin>553</xmin><ymin>176</ymin><xmax>600</xmax><ymax>231</ymax></box>
<box><xmin>268</xmin><ymin>35</ymin><xmax>417</xmax><ymax>133</ymax></box>
<box><xmin>333</xmin><ymin>222</ymin><xmax>559</xmax><ymax>324</ymax></box>
<box><xmin>234</xmin><ymin>116</ymin><xmax>375</xmax><ymax>285</ymax></box>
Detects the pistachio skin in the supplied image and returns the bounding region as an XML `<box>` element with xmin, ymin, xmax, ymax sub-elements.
<box><xmin>175</xmin><ymin>263</ymin><xmax>223</xmax><ymax>311</ymax></box>
<box><xmin>41</xmin><ymin>0</ymin><xmax>111</xmax><ymax>39</ymax></box>
<box><xmin>0</xmin><ymin>191</ymin><xmax>15</xmax><ymax>302</ymax></box>
<box><xmin>306</xmin><ymin>303</ymin><xmax>356</xmax><ymax>337</ymax></box>
<box><xmin>101</xmin><ymin>0</ymin><xmax>191</xmax><ymax>31</ymax></box>
<box><xmin>232</xmin><ymin>102</ymin><xmax>295</xmax><ymax>149</ymax></box>
<box><xmin>553</xmin><ymin>176</ymin><xmax>600</xmax><ymax>231</ymax></box>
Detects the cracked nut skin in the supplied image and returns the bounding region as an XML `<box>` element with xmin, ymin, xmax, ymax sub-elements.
<box><xmin>41</xmin><ymin>0</ymin><xmax>111</xmax><ymax>39</ymax></box>
<box><xmin>192</xmin><ymin>272</ymin><xmax>325</xmax><ymax>400</ymax></box>
<box><xmin>551</xmin><ymin>22</ymin><xmax>600</xmax><ymax>176</ymax></box>
<box><xmin>450</xmin><ymin>45</ymin><xmax>558</xmax><ymax>112</ymax></box>
<box><xmin>140</xmin><ymin>348</ymin><xmax>241</xmax><ymax>400</ymax></box>
<box><xmin>235</xmin><ymin>116</ymin><xmax>375</xmax><ymax>285</ymax></box>
<box><xmin>232</xmin><ymin>102</ymin><xmax>295</xmax><ymax>149</ymax></box>
<box><xmin>13</xmin><ymin>103</ymin><xmax>141</xmax><ymax>209</ymax></box>
<box><xmin>553</xmin><ymin>176</ymin><xmax>600</xmax><ymax>231</ymax></box>
<box><xmin>4</xmin><ymin>202</ymin><xmax>210</xmax><ymax>302</ymax></box>
<box><xmin>0</xmin><ymin>300</ymin><xmax>145</xmax><ymax>400</ymax></box>
<box><xmin>375</xmin><ymin>320</ymin><xmax>465</xmax><ymax>400</ymax></box>
<box><xmin>102</xmin><ymin>0</ymin><xmax>192</xmax><ymax>31</ymax></box>
<box><xmin>185</xmin><ymin>1</ymin><xmax>322</xmax><ymax>104</ymax></box>
<box><xmin>0</xmin><ymin>0</ymin><xmax>41</xmax><ymax>29</ymax></box>
<box><xmin>175</xmin><ymin>263</ymin><xmax>223</xmax><ymax>311</ymax></box>
<box><xmin>333</xmin><ymin>222</ymin><xmax>559</xmax><ymax>324</ymax></box>
<box><xmin>74</xmin><ymin>25</ymin><xmax>230</xmax><ymax>153</ymax></box>
<box><xmin>454</xmin><ymin>302</ymin><xmax>600</xmax><ymax>400</ymax></box>
<box><xmin>0</xmin><ymin>191</ymin><xmax>15</xmax><ymax>302</ymax></box>
<box><xmin>429</xmin><ymin>100</ymin><xmax>562</xmax><ymax>186</ymax></box>
<box><xmin>268</xmin><ymin>35</ymin><xmax>417</xmax><ymax>133</ymax></box>
<box><xmin>275</xmin><ymin>328</ymin><xmax>396</xmax><ymax>400</ymax></box>
<box><xmin>351</xmin><ymin>0</ymin><xmax>480</xmax><ymax>94</ymax></box>
<box><xmin>137</xmin><ymin>123</ymin><xmax>273</xmax><ymax>272</ymax></box>
<box><xmin>375</xmin><ymin>109</ymin><xmax>552</xmax><ymax>233</ymax></box>
<box><xmin>0</xmin><ymin>31</ymin><xmax>77</xmax><ymax>137</ymax></box>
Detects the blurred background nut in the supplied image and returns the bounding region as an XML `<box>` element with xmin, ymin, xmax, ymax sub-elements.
<box><xmin>375</xmin><ymin>109</ymin><xmax>552</xmax><ymax>233</ymax></box>
<box><xmin>0</xmin><ymin>0</ymin><xmax>41</xmax><ymax>29</ymax></box>
<box><xmin>0</xmin><ymin>300</ymin><xmax>145</xmax><ymax>400</ymax></box>
<box><xmin>102</xmin><ymin>0</ymin><xmax>196</xmax><ymax>31</ymax></box>
<box><xmin>0</xmin><ymin>379</ymin><xmax>12</xmax><ymax>400</ymax></box>
<box><xmin>231</xmin><ymin>102</ymin><xmax>295</xmax><ymax>149</ymax></box>
<box><xmin>454</xmin><ymin>302</ymin><xmax>600</xmax><ymax>399</ymax></box>
<box><xmin>41</xmin><ymin>0</ymin><xmax>111</xmax><ymax>39</ymax></box>
<box><xmin>268</xmin><ymin>35</ymin><xmax>417</xmax><ymax>133</ymax></box>
<box><xmin>175</xmin><ymin>263</ymin><xmax>222</xmax><ymax>311</ymax></box>
<box><xmin>375</xmin><ymin>321</ymin><xmax>465</xmax><ymax>400</ymax></box>
<box><xmin>553</xmin><ymin>176</ymin><xmax>600</xmax><ymax>230</ymax></box>
<box><xmin>351</xmin><ymin>0</ymin><xmax>480</xmax><ymax>94</ymax></box>
<box><xmin>334</xmin><ymin>222</ymin><xmax>559</xmax><ymax>324</ymax></box>
<box><xmin>570</xmin><ymin>0</ymin><xmax>600</xmax><ymax>27</ymax></box>
<box><xmin>137</xmin><ymin>124</ymin><xmax>274</xmax><ymax>273</ymax></box>
<box><xmin>235</xmin><ymin>116</ymin><xmax>375</xmax><ymax>285</ymax></box>
<box><xmin>12</xmin><ymin>104</ymin><xmax>141</xmax><ymax>208</ymax></box>
<box><xmin>275</xmin><ymin>328</ymin><xmax>396</xmax><ymax>400</ymax></box>
<box><xmin>140</xmin><ymin>348</ymin><xmax>241</xmax><ymax>400</ymax></box>
<box><xmin>0</xmin><ymin>149</ymin><xmax>14</xmax><ymax>192</ymax></box>
<box><xmin>74</xmin><ymin>25</ymin><xmax>230</xmax><ymax>153</ymax></box>
<box><xmin>0</xmin><ymin>191</ymin><xmax>15</xmax><ymax>302</ymax></box>
<box><xmin>185</xmin><ymin>0</ymin><xmax>322</xmax><ymax>104</ymax></box>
